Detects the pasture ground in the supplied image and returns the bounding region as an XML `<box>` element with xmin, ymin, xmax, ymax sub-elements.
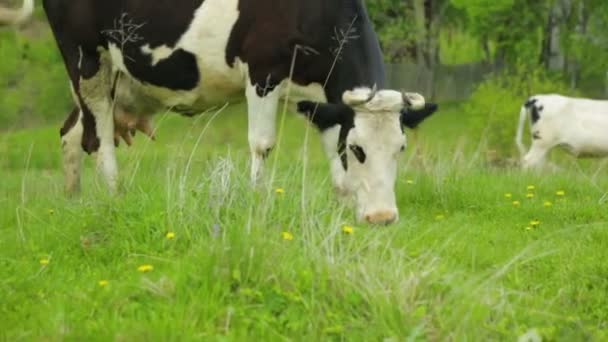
<box><xmin>1</xmin><ymin>102</ymin><xmax>607</xmax><ymax>340</ymax></box>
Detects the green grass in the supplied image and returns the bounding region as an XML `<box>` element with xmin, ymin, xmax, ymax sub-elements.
<box><xmin>1</xmin><ymin>102</ymin><xmax>607</xmax><ymax>341</ymax></box>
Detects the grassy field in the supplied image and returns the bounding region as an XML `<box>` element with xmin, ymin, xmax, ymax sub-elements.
<box><xmin>1</xmin><ymin>100</ymin><xmax>607</xmax><ymax>341</ymax></box>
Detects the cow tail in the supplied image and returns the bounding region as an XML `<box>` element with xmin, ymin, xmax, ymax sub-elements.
<box><xmin>516</xmin><ymin>101</ymin><xmax>529</xmax><ymax>157</ymax></box>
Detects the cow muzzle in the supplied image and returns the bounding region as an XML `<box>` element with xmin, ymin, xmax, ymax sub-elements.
<box><xmin>363</xmin><ymin>209</ymin><xmax>398</xmax><ymax>225</ymax></box>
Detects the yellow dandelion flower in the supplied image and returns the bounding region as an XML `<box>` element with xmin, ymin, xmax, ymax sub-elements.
<box><xmin>275</xmin><ymin>188</ymin><xmax>285</xmax><ymax>194</ymax></box>
<box><xmin>556</xmin><ymin>190</ymin><xmax>566</xmax><ymax>196</ymax></box>
<box><xmin>543</xmin><ymin>201</ymin><xmax>553</xmax><ymax>207</ymax></box>
<box><xmin>525</xmin><ymin>226</ymin><xmax>533</xmax><ymax>231</ymax></box>
<box><xmin>342</xmin><ymin>225</ymin><xmax>354</xmax><ymax>234</ymax></box>
<box><xmin>512</xmin><ymin>200</ymin><xmax>521</xmax><ymax>207</ymax></box>
<box><xmin>98</xmin><ymin>280</ymin><xmax>109</xmax><ymax>287</ymax></box>
<box><xmin>137</xmin><ymin>264</ymin><xmax>154</xmax><ymax>273</ymax></box>
<box><xmin>530</xmin><ymin>219</ymin><xmax>541</xmax><ymax>227</ymax></box>
<box><xmin>39</xmin><ymin>258</ymin><xmax>50</xmax><ymax>266</ymax></box>
<box><xmin>281</xmin><ymin>231</ymin><xmax>294</xmax><ymax>241</ymax></box>
<box><xmin>166</xmin><ymin>231</ymin><xmax>176</xmax><ymax>240</ymax></box>
<box><xmin>504</xmin><ymin>193</ymin><xmax>512</xmax><ymax>199</ymax></box>
<box><xmin>527</xmin><ymin>185</ymin><xmax>536</xmax><ymax>191</ymax></box>
<box><xmin>526</xmin><ymin>193</ymin><xmax>535</xmax><ymax>199</ymax></box>
<box><xmin>435</xmin><ymin>214</ymin><xmax>445</xmax><ymax>220</ymax></box>
<box><xmin>406</xmin><ymin>179</ymin><xmax>415</xmax><ymax>185</ymax></box>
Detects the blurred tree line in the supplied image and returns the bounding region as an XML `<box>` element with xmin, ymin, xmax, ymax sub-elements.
<box><xmin>367</xmin><ymin>0</ymin><xmax>608</xmax><ymax>91</ymax></box>
<box><xmin>367</xmin><ymin>0</ymin><xmax>608</xmax><ymax>158</ymax></box>
<box><xmin>1</xmin><ymin>0</ymin><xmax>607</xmax><ymax>132</ymax></box>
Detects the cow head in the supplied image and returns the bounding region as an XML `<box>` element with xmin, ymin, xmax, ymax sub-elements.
<box><xmin>297</xmin><ymin>86</ymin><xmax>426</xmax><ymax>225</ymax></box>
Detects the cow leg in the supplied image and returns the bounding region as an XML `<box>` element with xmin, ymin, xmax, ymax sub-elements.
<box><xmin>70</xmin><ymin>56</ymin><xmax>117</xmax><ymax>192</ymax></box>
<box><xmin>522</xmin><ymin>142</ymin><xmax>551</xmax><ymax>170</ymax></box>
<box><xmin>245</xmin><ymin>80</ymin><xmax>282</xmax><ymax>185</ymax></box>
<box><xmin>45</xmin><ymin>15</ymin><xmax>118</xmax><ymax>193</ymax></box>
<box><xmin>60</xmin><ymin>108</ymin><xmax>84</xmax><ymax>194</ymax></box>
<box><xmin>320</xmin><ymin>125</ymin><xmax>347</xmax><ymax>195</ymax></box>
<box><xmin>79</xmin><ymin>68</ymin><xmax>118</xmax><ymax>192</ymax></box>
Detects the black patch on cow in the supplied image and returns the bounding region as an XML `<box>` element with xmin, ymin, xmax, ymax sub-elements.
<box><xmin>531</xmin><ymin>105</ymin><xmax>543</xmax><ymax>124</ymax></box>
<box><xmin>532</xmin><ymin>131</ymin><xmax>541</xmax><ymax>140</ymax></box>
<box><xmin>253</xmin><ymin>74</ymin><xmax>280</xmax><ymax>98</ymax></box>
<box><xmin>349</xmin><ymin>144</ymin><xmax>366</xmax><ymax>163</ymax></box>
<box><xmin>296</xmin><ymin>100</ymin><xmax>355</xmax><ymax>170</ymax></box>
<box><xmin>524</xmin><ymin>98</ymin><xmax>542</xmax><ymax>124</ymax></box>
<box><xmin>110</xmin><ymin>72</ymin><xmax>120</xmax><ymax>99</ymax></box>
<box><xmin>94</xmin><ymin>4</ymin><xmax>205</xmax><ymax>91</ymax></box>
<box><xmin>262</xmin><ymin>147</ymin><xmax>273</xmax><ymax>159</ymax></box>
<box><xmin>296</xmin><ymin>101</ymin><xmax>353</xmax><ymax>131</ymax></box>
<box><xmin>225</xmin><ymin>0</ymin><xmax>385</xmax><ymax>102</ymax></box>
<box><xmin>401</xmin><ymin>103</ymin><xmax>438</xmax><ymax>130</ymax></box>
<box><xmin>122</xmin><ymin>48</ymin><xmax>199</xmax><ymax>90</ymax></box>
<box><xmin>524</xmin><ymin>98</ymin><xmax>537</xmax><ymax>108</ymax></box>
<box><xmin>60</xmin><ymin>107</ymin><xmax>80</xmax><ymax>137</ymax></box>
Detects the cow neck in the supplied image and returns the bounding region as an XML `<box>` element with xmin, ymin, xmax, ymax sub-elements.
<box><xmin>325</xmin><ymin>0</ymin><xmax>386</xmax><ymax>103</ymax></box>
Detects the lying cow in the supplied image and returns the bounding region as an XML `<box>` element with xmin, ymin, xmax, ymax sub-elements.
<box><xmin>31</xmin><ymin>0</ymin><xmax>436</xmax><ymax>224</ymax></box>
<box><xmin>516</xmin><ymin>94</ymin><xmax>608</xmax><ymax>169</ymax></box>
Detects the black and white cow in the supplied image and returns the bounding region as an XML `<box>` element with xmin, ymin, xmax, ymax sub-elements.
<box><xmin>516</xmin><ymin>94</ymin><xmax>608</xmax><ymax>169</ymax></box>
<box><xmin>34</xmin><ymin>0</ymin><xmax>434</xmax><ymax>224</ymax></box>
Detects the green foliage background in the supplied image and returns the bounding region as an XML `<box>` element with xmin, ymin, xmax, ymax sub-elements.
<box><xmin>1</xmin><ymin>2</ymin><xmax>608</xmax><ymax>340</ymax></box>
<box><xmin>1</xmin><ymin>0</ymin><xmax>608</xmax><ymax>136</ymax></box>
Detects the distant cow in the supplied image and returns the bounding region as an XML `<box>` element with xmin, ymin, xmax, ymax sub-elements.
<box><xmin>516</xmin><ymin>94</ymin><xmax>608</xmax><ymax>169</ymax></box>
<box><xmin>34</xmin><ymin>0</ymin><xmax>435</xmax><ymax>224</ymax></box>
<box><xmin>0</xmin><ymin>0</ymin><xmax>33</xmax><ymax>26</ymax></box>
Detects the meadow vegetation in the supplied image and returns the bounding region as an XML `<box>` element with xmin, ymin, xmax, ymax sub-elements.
<box><xmin>1</xmin><ymin>3</ymin><xmax>608</xmax><ymax>341</ymax></box>
<box><xmin>2</xmin><ymin>100</ymin><xmax>608</xmax><ymax>340</ymax></box>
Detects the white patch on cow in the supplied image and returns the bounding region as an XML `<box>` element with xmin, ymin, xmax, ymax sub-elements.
<box><xmin>516</xmin><ymin>94</ymin><xmax>608</xmax><ymax>170</ymax></box>
<box><xmin>61</xmin><ymin>110</ymin><xmax>84</xmax><ymax>194</ymax></box>
<box><xmin>245</xmin><ymin>80</ymin><xmax>283</xmax><ymax>185</ymax></box>
<box><xmin>79</xmin><ymin>53</ymin><xmax>118</xmax><ymax>192</ymax></box>
<box><xmin>93</xmin><ymin>103</ymin><xmax>119</xmax><ymax>192</ymax></box>
<box><xmin>348</xmin><ymin>113</ymin><xmax>404</xmax><ymax>224</ymax></box>
<box><xmin>140</xmin><ymin>44</ymin><xmax>174</xmax><ymax>66</ymax></box>
<box><xmin>108</xmin><ymin>43</ymin><xmax>128</xmax><ymax>73</ymax></box>
<box><xmin>344</xmin><ymin>88</ymin><xmax>425</xmax><ymax>112</ymax></box>
<box><xmin>319</xmin><ymin>125</ymin><xmax>347</xmax><ymax>195</ymax></box>
<box><xmin>341</xmin><ymin>87</ymin><xmax>421</xmax><ymax>224</ymax></box>
<box><xmin>178</xmin><ymin>0</ymin><xmax>244</xmax><ymax>104</ymax></box>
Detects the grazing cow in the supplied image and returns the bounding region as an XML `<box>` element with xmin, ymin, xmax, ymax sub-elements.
<box><xmin>516</xmin><ymin>94</ymin><xmax>608</xmax><ymax>169</ymax></box>
<box><xmin>297</xmin><ymin>96</ymin><xmax>437</xmax><ymax>223</ymax></box>
<box><xmin>38</xmin><ymin>0</ymin><xmax>432</xmax><ymax>224</ymax></box>
<box><xmin>0</xmin><ymin>0</ymin><xmax>33</xmax><ymax>26</ymax></box>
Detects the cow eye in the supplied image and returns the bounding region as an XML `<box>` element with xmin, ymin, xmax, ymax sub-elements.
<box><xmin>348</xmin><ymin>144</ymin><xmax>366</xmax><ymax>164</ymax></box>
<box><xmin>400</xmin><ymin>145</ymin><xmax>405</xmax><ymax>152</ymax></box>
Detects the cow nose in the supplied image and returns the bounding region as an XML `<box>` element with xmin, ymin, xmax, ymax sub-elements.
<box><xmin>364</xmin><ymin>210</ymin><xmax>398</xmax><ymax>225</ymax></box>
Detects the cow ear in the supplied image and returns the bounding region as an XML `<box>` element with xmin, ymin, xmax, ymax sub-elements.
<box><xmin>296</xmin><ymin>101</ymin><xmax>354</xmax><ymax>131</ymax></box>
<box><xmin>400</xmin><ymin>103</ymin><xmax>438</xmax><ymax>129</ymax></box>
